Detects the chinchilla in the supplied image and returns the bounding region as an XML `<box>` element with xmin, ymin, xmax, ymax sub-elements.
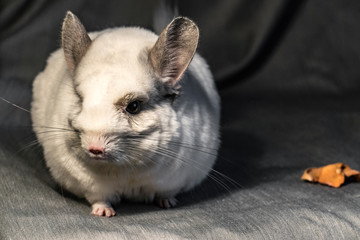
<box><xmin>31</xmin><ymin>11</ymin><xmax>220</xmax><ymax>217</ymax></box>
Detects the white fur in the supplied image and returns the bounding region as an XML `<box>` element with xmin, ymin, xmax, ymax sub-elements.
<box><xmin>31</xmin><ymin>26</ymin><xmax>220</xmax><ymax>212</ymax></box>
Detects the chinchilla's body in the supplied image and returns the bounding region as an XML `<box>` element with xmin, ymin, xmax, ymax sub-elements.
<box><xmin>31</xmin><ymin>12</ymin><xmax>220</xmax><ymax>217</ymax></box>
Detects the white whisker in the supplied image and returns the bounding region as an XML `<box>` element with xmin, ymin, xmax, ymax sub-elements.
<box><xmin>0</xmin><ymin>97</ymin><xmax>30</xmax><ymax>113</ymax></box>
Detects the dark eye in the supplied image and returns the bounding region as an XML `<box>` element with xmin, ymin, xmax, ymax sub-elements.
<box><xmin>126</xmin><ymin>100</ymin><xmax>141</xmax><ymax>114</ymax></box>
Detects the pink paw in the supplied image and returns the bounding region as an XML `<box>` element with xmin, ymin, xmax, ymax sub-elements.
<box><xmin>91</xmin><ymin>202</ymin><xmax>116</xmax><ymax>217</ymax></box>
<box><xmin>156</xmin><ymin>197</ymin><xmax>178</xmax><ymax>209</ymax></box>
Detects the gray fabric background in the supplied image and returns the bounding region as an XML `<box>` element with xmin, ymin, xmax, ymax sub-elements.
<box><xmin>1</xmin><ymin>0</ymin><xmax>360</xmax><ymax>239</ymax></box>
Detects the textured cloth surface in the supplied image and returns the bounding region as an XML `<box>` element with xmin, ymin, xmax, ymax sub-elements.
<box><xmin>1</xmin><ymin>0</ymin><xmax>360</xmax><ymax>239</ymax></box>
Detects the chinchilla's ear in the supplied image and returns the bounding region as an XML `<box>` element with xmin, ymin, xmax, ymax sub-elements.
<box><xmin>61</xmin><ymin>11</ymin><xmax>92</xmax><ymax>74</ymax></box>
<box><xmin>149</xmin><ymin>17</ymin><xmax>199</xmax><ymax>88</ymax></box>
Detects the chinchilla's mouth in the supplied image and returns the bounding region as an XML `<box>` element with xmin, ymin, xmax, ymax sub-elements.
<box><xmin>88</xmin><ymin>152</ymin><xmax>125</xmax><ymax>164</ymax></box>
<box><xmin>87</xmin><ymin>151</ymin><xmax>113</xmax><ymax>161</ymax></box>
<box><xmin>88</xmin><ymin>155</ymin><xmax>119</xmax><ymax>165</ymax></box>
<box><xmin>89</xmin><ymin>154</ymin><xmax>106</xmax><ymax>160</ymax></box>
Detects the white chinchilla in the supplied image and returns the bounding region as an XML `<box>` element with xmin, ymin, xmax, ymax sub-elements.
<box><xmin>31</xmin><ymin>11</ymin><xmax>220</xmax><ymax>217</ymax></box>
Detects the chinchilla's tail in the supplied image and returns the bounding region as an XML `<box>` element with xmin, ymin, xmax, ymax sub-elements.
<box><xmin>153</xmin><ymin>0</ymin><xmax>179</xmax><ymax>34</ymax></box>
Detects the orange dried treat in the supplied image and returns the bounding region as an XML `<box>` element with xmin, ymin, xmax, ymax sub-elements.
<box><xmin>317</xmin><ymin>163</ymin><xmax>345</xmax><ymax>188</ymax></box>
<box><xmin>301</xmin><ymin>163</ymin><xmax>360</xmax><ymax>188</ymax></box>
<box><xmin>301</xmin><ymin>167</ymin><xmax>322</xmax><ymax>183</ymax></box>
<box><xmin>344</xmin><ymin>167</ymin><xmax>360</xmax><ymax>179</ymax></box>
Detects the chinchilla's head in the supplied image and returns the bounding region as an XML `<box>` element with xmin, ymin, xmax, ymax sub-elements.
<box><xmin>61</xmin><ymin>11</ymin><xmax>199</xmax><ymax>167</ymax></box>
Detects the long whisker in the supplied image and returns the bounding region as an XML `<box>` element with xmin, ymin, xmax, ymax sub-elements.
<box><xmin>129</xmin><ymin>133</ymin><xmax>220</xmax><ymax>152</ymax></box>
<box><xmin>125</xmin><ymin>139</ymin><xmax>241</xmax><ymax>193</ymax></box>
<box><xmin>17</xmin><ymin>139</ymin><xmax>43</xmax><ymax>153</ymax></box>
<box><xmin>17</xmin><ymin>129</ymin><xmax>74</xmax><ymax>155</ymax></box>
<box><xmin>157</xmin><ymin>147</ymin><xmax>236</xmax><ymax>193</ymax></box>
<box><xmin>123</xmin><ymin>136</ymin><xmax>219</xmax><ymax>160</ymax></box>
<box><xmin>33</xmin><ymin>125</ymin><xmax>74</xmax><ymax>132</ymax></box>
<box><xmin>124</xmin><ymin>135</ymin><xmax>242</xmax><ymax>172</ymax></box>
<box><xmin>0</xmin><ymin>97</ymin><xmax>30</xmax><ymax>113</ymax></box>
<box><xmin>115</xmin><ymin>141</ymin><xmax>229</xmax><ymax>192</ymax></box>
<box><xmin>1</xmin><ymin>96</ymin><xmax>79</xmax><ymax>131</ymax></box>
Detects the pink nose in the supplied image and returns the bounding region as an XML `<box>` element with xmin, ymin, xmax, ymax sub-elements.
<box><xmin>89</xmin><ymin>147</ymin><xmax>104</xmax><ymax>156</ymax></box>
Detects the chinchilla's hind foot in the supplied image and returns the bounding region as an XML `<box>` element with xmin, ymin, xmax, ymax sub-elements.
<box><xmin>155</xmin><ymin>197</ymin><xmax>178</xmax><ymax>209</ymax></box>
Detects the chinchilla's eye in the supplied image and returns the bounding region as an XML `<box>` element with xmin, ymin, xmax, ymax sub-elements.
<box><xmin>126</xmin><ymin>100</ymin><xmax>141</xmax><ymax>114</ymax></box>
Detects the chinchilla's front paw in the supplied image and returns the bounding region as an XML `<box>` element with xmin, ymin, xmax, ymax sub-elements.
<box><xmin>91</xmin><ymin>201</ymin><xmax>116</xmax><ymax>217</ymax></box>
